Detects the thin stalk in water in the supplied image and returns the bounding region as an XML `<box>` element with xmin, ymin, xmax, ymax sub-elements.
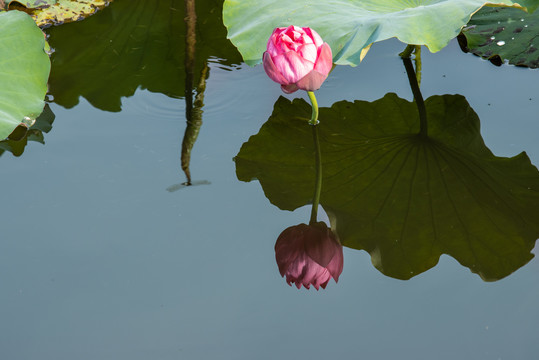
<box><xmin>403</xmin><ymin>56</ymin><xmax>428</xmax><ymax>137</ymax></box>
<box><xmin>309</xmin><ymin>124</ymin><xmax>323</xmax><ymax>225</ymax></box>
<box><xmin>306</xmin><ymin>90</ymin><xmax>322</xmax><ymax>224</ymax></box>
<box><xmin>181</xmin><ymin>0</ymin><xmax>201</xmax><ymax>185</ymax></box>
<box><xmin>181</xmin><ymin>63</ymin><xmax>208</xmax><ymax>185</ymax></box>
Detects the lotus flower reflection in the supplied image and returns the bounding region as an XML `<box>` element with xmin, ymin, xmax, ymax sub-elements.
<box><xmin>275</xmin><ymin>222</ymin><xmax>343</xmax><ymax>290</ymax></box>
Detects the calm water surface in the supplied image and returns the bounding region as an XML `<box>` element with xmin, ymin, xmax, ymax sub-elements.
<box><xmin>1</xmin><ymin>1</ymin><xmax>539</xmax><ymax>359</ymax></box>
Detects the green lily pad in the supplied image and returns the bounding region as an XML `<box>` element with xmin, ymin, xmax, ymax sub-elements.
<box><xmin>0</xmin><ymin>104</ymin><xmax>55</xmax><ymax>157</ymax></box>
<box><xmin>32</xmin><ymin>0</ymin><xmax>109</xmax><ymax>27</ymax></box>
<box><xmin>459</xmin><ymin>6</ymin><xmax>539</xmax><ymax>67</ymax></box>
<box><xmin>0</xmin><ymin>10</ymin><xmax>50</xmax><ymax>140</ymax></box>
<box><xmin>46</xmin><ymin>0</ymin><xmax>241</xmax><ymax>111</ymax></box>
<box><xmin>7</xmin><ymin>0</ymin><xmax>109</xmax><ymax>27</ymax></box>
<box><xmin>6</xmin><ymin>1</ymin><xmax>56</xmax><ymax>9</ymax></box>
<box><xmin>223</xmin><ymin>0</ymin><xmax>537</xmax><ymax>66</ymax></box>
<box><xmin>235</xmin><ymin>94</ymin><xmax>539</xmax><ymax>281</ymax></box>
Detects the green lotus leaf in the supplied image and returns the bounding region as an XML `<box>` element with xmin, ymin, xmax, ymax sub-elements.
<box><xmin>235</xmin><ymin>94</ymin><xmax>539</xmax><ymax>281</ymax></box>
<box><xmin>459</xmin><ymin>6</ymin><xmax>539</xmax><ymax>67</ymax></box>
<box><xmin>0</xmin><ymin>104</ymin><xmax>55</xmax><ymax>157</ymax></box>
<box><xmin>0</xmin><ymin>10</ymin><xmax>50</xmax><ymax>140</ymax></box>
<box><xmin>6</xmin><ymin>0</ymin><xmax>56</xmax><ymax>9</ymax></box>
<box><xmin>6</xmin><ymin>0</ymin><xmax>109</xmax><ymax>27</ymax></box>
<box><xmin>46</xmin><ymin>0</ymin><xmax>241</xmax><ymax>111</ymax></box>
<box><xmin>223</xmin><ymin>0</ymin><xmax>538</xmax><ymax>66</ymax></box>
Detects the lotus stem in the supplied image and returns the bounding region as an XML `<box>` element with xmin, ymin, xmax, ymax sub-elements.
<box><xmin>181</xmin><ymin>63</ymin><xmax>208</xmax><ymax>185</ymax></box>
<box><xmin>309</xmin><ymin>124</ymin><xmax>323</xmax><ymax>225</ymax></box>
<box><xmin>403</xmin><ymin>57</ymin><xmax>427</xmax><ymax>137</ymax></box>
<box><xmin>182</xmin><ymin>0</ymin><xmax>198</xmax><ymax>185</ymax></box>
<box><xmin>414</xmin><ymin>45</ymin><xmax>422</xmax><ymax>88</ymax></box>
<box><xmin>399</xmin><ymin>44</ymin><xmax>415</xmax><ymax>59</ymax></box>
<box><xmin>307</xmin><ymin>91</ymin><xmax>319</xmax><ymax>125</ymax></box>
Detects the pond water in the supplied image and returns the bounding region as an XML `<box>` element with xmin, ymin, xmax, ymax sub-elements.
<box><xmin>1</xmin><ymin>1</ymin><xmax>539</xmax><ymax>359</ymax></box>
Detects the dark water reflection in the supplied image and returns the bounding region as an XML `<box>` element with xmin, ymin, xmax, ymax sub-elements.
<box><xmin>39</xmin><ymin>0</ymin><xmax>238</xmax><ymax>184</ymax></box>
<box><xmin>46</xmin><ymin>0</ymin><xmax>241</xmax><ymax>111</ymax></box>
<box><xmin>236</xmin><ymin>88</ymin><xmax>539</xmax><ymax>281</ymax></box>
<box><xmin>237</xmin><ymin>47</ymin><xmax>539</xmax><ymax>283</ymax></box>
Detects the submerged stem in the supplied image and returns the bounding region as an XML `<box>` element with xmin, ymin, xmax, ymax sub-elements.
<box><xmin>309</xmin><ymin>124</ymin><xmax>323</xmax><ymax>225</ymax></box>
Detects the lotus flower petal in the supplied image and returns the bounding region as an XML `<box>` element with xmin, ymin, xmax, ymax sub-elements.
<box><xmin>295</xmin><ymin>70</ymin><xmax>328</xmax><ymax>92</ymax></box>
<box><xmin>326</xmin><ymin>248</ymin><xmax>344</xmax><ymax>282</ymax></box>
<box><xmin>281</xmin><ymin>83</ymin><xmax>299</xmax><ymax>94</ymax></box>
<box><xmin>272</xmin><ymin>51</ymin><xmax>314</xmax><ymax>84</ymax></box>
<box><xmin>275</xmin><ymin>226</ymin><xmax>305</xmax><ymax>276</ymax></box>
<box><xmin>298</xmin><ymin>43</ymin><xmax>318</xmax><ymax>64</ymax></box>
<box><xmin>304</xmin><ymin>27</ymin><xmax>324</xmax><ymax>48</ymax></box>
<box><xmin>303</xmin><ymin>222</ymin><xmax>338</xmax><ymax>267</ymax></box>
<box><xmin>314</xmin><ymin>43</ymin><xmax>333</xmax><ymax>77</ymax></box>
<box><xmin>263</xmin><ymin>52</ymin><xmax>290</xmax><ymax>85</ymax></box>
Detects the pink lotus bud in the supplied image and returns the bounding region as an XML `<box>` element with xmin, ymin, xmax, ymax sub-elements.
<box><xmin>275</xmin><ymin>222</ymin><xmax>343</xmax><ymax>290</ymax></box>
<box><xmin>263</xmin><ymin>25</ymin><xmax>332</xmax><ymax>94</ymax></box>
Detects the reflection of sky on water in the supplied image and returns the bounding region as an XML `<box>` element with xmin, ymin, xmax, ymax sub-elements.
<box><xmin>1</xmin><ymin>39</ymin><xmax>539</xmax><ymax>359</ymax></box>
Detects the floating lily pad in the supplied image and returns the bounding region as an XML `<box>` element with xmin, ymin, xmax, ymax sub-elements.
<box><xmin>46</xmin><ymin>0</ymin><xmax>241</xmax><ymax>111</ymax></box>
<box><xmin>0</xmin><ymin>10</ymin><xmax>50</xmax><ymax>140</ymax></box>
<box><xmin>223</xmin><ymin>0</ymin><xmax>537</xmax><ymax>66</ymax></box>
<box><xmin>7</xmin><ymin>0</ymin><xmax>109</xmax><ymax>27</ymax></box>
<box><xmin>0</xmin><ymin>104</ymin><xmax>55</xmax><ymax>157</ymax></box>
<box><xmin>235</xmin><ymin>94</ymin><xmax>539</xmax><ymax>281</ymax></box>
<box><xmin>459</xmin><ymin>6</ymin><xmax>539</xmax><ymax>67</ymax></box>
<box><xmin>6</xmin><ymin>1</ymin><xmax>56</xmax><ymax>9</ymax></box>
